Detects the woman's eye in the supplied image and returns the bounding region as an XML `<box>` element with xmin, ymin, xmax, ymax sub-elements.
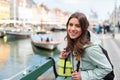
<box><xmin>75</xmin><ymin>24</ymin><xmax>80</xmax><ymax>28</ymax></box>
<box><xmin>68</xmin><ymin>23</ymin><xmax>80</xmax><ymax>28</ymax></box>
<box><xmin>69</xmin><ymin>23</ymin><xmax>73</xmax><ymax>26</ymax></box>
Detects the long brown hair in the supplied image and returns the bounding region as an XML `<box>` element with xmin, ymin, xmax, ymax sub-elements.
<box><xmin>65</xmin><ymin>12</ymin><xmax>90</xmax><ymax>60</ymax></box>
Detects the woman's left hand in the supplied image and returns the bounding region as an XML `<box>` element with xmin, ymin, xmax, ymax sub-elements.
<box><xmin>72</xmin><ymin>71</ymin><xmax>81</xmax><ymax>80</ymax></box>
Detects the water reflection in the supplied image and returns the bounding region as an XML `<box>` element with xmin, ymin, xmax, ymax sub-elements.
<box><xmin>0</xmin><ymin>38</ymin><xmax>37</xmax><ymax>80</ymax></box>
<box><xmin>0</xmin><ymin>39</ymin><xmax>10</xmax><ymax>64</ymax></box>
<box><xmin>32</xmin><ymin>42</ymin><xmax>60</xmax><ymax>57</ymax></box>
<box><xmin>9</xmin><ymin>38</ymin><xmax>34</xmax><ymax>64</ymax></box>
<box><xmin>0</xmin><ymin>32</ymin><xmax>66</xmax><ymax>79</ymax></box>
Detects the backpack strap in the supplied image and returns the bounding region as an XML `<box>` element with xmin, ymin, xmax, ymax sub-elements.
<box><xmin>70</xmin><ymin>52</ymin><xmax>80</xmax><ymax>72</ymax></box>
<box><xmin>76</xmin><ymin>61</ymin><xmax>80</xmax><ymax>72</ymax></box>
<box><xmin>63</xmin><ymin>50</ymin><xmax>71</xmax><ymax>73</ymax></box>
<box><xmin>63</xmin><ymin>58</ymin><xmax>67</xmax><ymax>73</ymax></box>
<box><xmin>99</xmin><ymin>46</ymin><xmax>113</xmax><ymax>69</ymax></box>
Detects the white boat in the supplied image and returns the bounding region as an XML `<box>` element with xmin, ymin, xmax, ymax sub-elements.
<box><xmin>5</xmin><ymin>28</ymin><xmax>34</xmax><ymax>38</ymax></box>
<box><xmin>31</xmin><ymin>35</ymin><xmax>61</xmax><ymax>50</ymax></box>
<box><xmin>6</xmin><ymin>31</ymin><xmax>32</xmax><ymax>38</ymax></box>
<box><xmin>31</xmin><ymin>43</ymin><xmax>60</xmax><ymax>56</ymax></box>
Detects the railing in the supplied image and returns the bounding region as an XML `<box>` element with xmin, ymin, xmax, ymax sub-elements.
<box><xmin>20</xmin><ymin>57</ymin><xmax>72</xmax><ymax>80</ymax></box>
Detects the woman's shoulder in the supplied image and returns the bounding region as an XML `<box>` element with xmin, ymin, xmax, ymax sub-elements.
<box><xmin>82</xmin><ymin>44</ymin><xmax>104</xmax><ymax>61</ymax></box>
<box><xmin>84</xmin><ymin>43</ymin><xmax>100</xmax><ymax>49</ymax></box>
<box><xmin>84</xmin><ymin>44</ymin><xmax>102</xmax><ymax>55</ymax></box>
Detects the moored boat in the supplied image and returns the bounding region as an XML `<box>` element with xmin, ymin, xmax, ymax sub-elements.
<box><xmin>31</xmin><ymin>42</ymin><xmax>60</xmax><ymax>56</ymax></box>
<box><xmin>5</xmin><ymin>27</ymin><xmax>35</xmax><ymax>39</ymax></box>
<box><xmin>31</xmin><ymin>35</ymin><xmax>61</xmax><ymax>50</ymax></box>
<box><xmin>0</xmin><ymin>31</ymin><xmax>5</xmax><ymax>38</ymax></box>
<box><xmin>6</xmin><ymin>31</ymin><xmax>32</xmax><ymax>38</ymax></box>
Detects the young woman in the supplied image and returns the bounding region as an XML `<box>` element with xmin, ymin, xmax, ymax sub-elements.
<box><xmin>60</xmin><ymin>12</ymin><xmax>112</xmax><ymax>80</ymax></box>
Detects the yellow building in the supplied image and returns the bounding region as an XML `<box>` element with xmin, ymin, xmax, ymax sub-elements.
<box><xmin>0</xmin><ymin>1</ymin><xmax>10</xmax><ymax>20</ymax></box>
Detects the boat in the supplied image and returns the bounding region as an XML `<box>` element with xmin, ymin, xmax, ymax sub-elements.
<box><xmin>6</xmin><ymin>31</ymin><xmax>32</xmax><ymax>38</ymax></box>
<box><xmin>32</xmin><ymin>42</ymin><xmax>60</xmax><ymax>56</ymax></box>
<box><xmin>5</xmin><ymin>28</ymin><xmax>34</xmax><ymax>38</ymax></box>
<box><xmin>0</xmin><ymin>31</ymin><xmax>5</xmax><ymax>38</ymax></box>
<box><xmin>31</xmin><ymin>35</ymin><xmax>61</xmax><ymax>50</ymax></box>
<box><xmin>51</xmin><ymin>25</ymin><xmax>66</xmax><ymax>32</ymax></box>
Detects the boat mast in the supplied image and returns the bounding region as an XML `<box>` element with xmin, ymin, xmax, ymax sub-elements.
<box><xmin>23</xmin><ymin>0</ymin><xmax>26</xmax><ymax>28</ymax></box>
<box><xmin>13</xmin><ymin>0</ymin><xmax>16</xmax><ymax>27</ymax></box>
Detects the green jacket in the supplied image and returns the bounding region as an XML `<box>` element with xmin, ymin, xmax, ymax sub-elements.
<box><xmin>71</xmin><ymin>44</ymin><xmax>112</xmax><ymax>80</ymax></box>
<box><xmin>70</xmin><ymin>31</ymin><xmax>112</xmax><ymax>80</ymax></box>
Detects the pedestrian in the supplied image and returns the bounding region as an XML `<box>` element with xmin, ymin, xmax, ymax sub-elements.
<box><xmin>117</xmin><ymin>22</ymin><xmax>120</xmax><ymax>32</ymax></box>
<box><xmin>46</xmin><ymin>37</ymin><xmax>50</xmax><ymax>42</ymax></box>
<box><xmin>103</xmin><ymin>24</ymin><xmax>106</xmax><ymax>34</ymax></box>
<box><xmin>60</xmin><ymin>12</ymin><xmax>112</xmax><ymax>80</ymax></box>
<box><xmin>96</xmin><ymin>24</ymin><xmax>101</xmax><ymax>34</ymax></box>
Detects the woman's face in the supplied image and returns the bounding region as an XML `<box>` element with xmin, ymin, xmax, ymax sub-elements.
<box><xmin>67</xmin><ymin>18</ymin><xmax>82</xmax><ymax>39</ymax></box>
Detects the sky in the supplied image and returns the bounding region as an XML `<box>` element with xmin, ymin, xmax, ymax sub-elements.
<box><xmin>33</xmin><ymin>0</ymin><xmax>120</xmax><ymax>21</ymax></box>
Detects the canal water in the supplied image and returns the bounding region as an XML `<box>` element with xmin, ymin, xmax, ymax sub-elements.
<box><xmin>0</xmin><ymin>32</ymin><xmax>67</xmax><ymax>80</ymax></box>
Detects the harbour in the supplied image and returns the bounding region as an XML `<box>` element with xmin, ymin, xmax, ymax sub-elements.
<box><xmin>0</xmin><ymin>31</ymin><xmax>66</xmax><ymax>80</ymax></box>
<box><xmin>0</xmin><ymin>0</ymin><xmax>120</xmax><ymax>80</ymax></box>
<box><xmin>1</xmin><ymin>30</ymin><xmax>120</xmax><ymax>80</ymax></box>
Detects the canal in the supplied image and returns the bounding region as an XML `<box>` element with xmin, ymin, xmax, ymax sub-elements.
<box><xmin>0</xmin><ymin>32</ymin><xmax>66</xmax><ymax>80</ymax></box>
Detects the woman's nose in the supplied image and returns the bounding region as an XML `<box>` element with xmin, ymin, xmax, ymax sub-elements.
<box><xmin>71</xmin><ymin>26</ymin><xmax>76</xmax><ymax>30</ymax></box>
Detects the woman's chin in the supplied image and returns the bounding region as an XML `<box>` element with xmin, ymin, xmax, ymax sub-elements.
<box><xmin>70</xmin><ymin>36</ymin><xmax>76</xmax><ymax>39</ymax></box>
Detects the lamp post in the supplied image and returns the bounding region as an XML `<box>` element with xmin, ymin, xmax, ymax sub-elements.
<box><xmin>112</xmin><ymin>0</ymin><xmax>117</xmax><ymax>38</ymax></box>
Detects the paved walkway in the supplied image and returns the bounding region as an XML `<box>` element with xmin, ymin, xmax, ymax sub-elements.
<box><xmin>99</xmin><ymin>33</ymin><xmax>120</xmax><ymax>80</ymax></box>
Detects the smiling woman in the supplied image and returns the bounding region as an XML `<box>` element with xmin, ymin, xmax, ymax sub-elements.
<box><xmin>59</xmin><ymin>12</ymin><xmax>113</xmax><ymax>80</ymax></box>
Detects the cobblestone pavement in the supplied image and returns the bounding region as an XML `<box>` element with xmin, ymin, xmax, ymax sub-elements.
<box><xmin>99</xmin><ymin>33</ymin><xmax>120</xmax><ymax>80</ymax></box>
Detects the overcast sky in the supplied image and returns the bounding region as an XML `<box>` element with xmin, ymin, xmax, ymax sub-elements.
<box><xmin>33</xmin><ymin>0</ymin><xmax>120</xmax><ymax>21</ymax></box>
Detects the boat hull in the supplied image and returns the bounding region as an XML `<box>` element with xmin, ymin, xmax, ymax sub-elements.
<box><xmin>32</xmin><ymin>41</ymin><xmax>59</xmax><ymax>50</ymax></box>
<box><xmin>6</xmin><ymin>31</ymin><xmax>32</xmax><ymax>38</ymax></box>
<box><xmin>31</xmin><ymin>35</ymin><xmax>61</xmax><ymax>50</ymax></box>
<box><xmin>0</xmin><ymin>31</ymin><xmax>4</xmax><ymax>38</ymax></box>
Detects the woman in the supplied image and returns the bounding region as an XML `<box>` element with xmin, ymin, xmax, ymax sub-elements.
<box><xmin>60</xmin><ymin>12</ymin><xmax>112</xmax><ymax>80</ymax></box>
